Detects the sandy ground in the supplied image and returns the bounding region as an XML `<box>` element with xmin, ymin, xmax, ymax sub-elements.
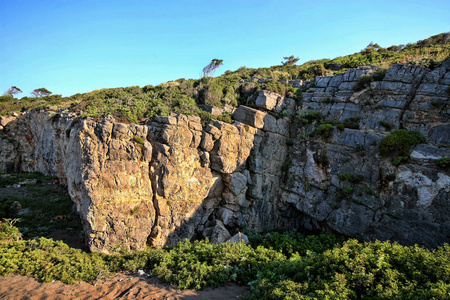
<box><xmin>0</xmin><ymin>273</ymin><xmax>250</xmax><ymax>300</ymax></box>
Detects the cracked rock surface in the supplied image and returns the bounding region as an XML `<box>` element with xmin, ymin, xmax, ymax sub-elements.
<box><xmin>1</xmin><ymin>61</ymin><xmax>449</xmax><ymax>252</ymax></box>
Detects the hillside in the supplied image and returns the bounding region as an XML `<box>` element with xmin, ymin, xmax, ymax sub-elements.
<box><xmin>1</xmin><ymin>32</ymin><xmax>449</xmax><ymax>123</ymax></box>
<box><xmin>1</xmin><ymin>32</ymin><xmax>449</xmax><ymax>299</ymax></box>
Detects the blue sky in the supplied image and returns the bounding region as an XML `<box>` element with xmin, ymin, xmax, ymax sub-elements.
<box><xmin>1</xmin><ymin>0</ymin><xmax>449</xmax><ymax>97</ymax></box>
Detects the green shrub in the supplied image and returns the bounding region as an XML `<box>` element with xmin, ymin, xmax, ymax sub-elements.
<box><xmin>372</xmin><ymin>68</ymin><xmax>388</xmax><ymax>81</ymax></box>
<box><xmin>282</xmin><ymin>155</ymin><xmax>292</xmax><ymax>172</ymax></box>
<box><xmin>0</xmin><ymin>219</ymin><xmax>22</xmax><ymax>242</ymax></box>
<box><xmin>436</xmin><ymin>157</ymin><xmax>450</xmax><ymax>169</ymax></box>
<box><xmin>343</xmin><ymin>117</ymin><xmax>360</xmax><ymax>129</ymax></box>
<box><xmin>304</xmin><ymin>181</ymin><xmax>312</xmax><ymax>192</ymax></box>
<box><xmin>0</xmin><ymin>222</ymin><xmax>448</xmax><ymax>298</ymax></box>
<box><xmin>355</xmin><ymin>143</ymin><xmax>366</xmax><ymax>156</ymax></box>
<box><xmin>316</xmin><ymin>124</ymin><xmax>334</xmax><ymax>138</ymax></box>
<box><xmin>353</xmin><ymin>74</ymin><xmax>373</xmax><ymax>92</ymax></box>
<box><xmin>152</xmin><ymin>239</ymin><xmax>285</xmax><ymax>290</ymax></box>
<box><xmin>249</xmin><ymin>240</ymin><xmax>450</xmax><ymax>300</ymax></box>
<box><xmin>244</xmin><ymin>231</ymin><xmax>344</xmax><ymax>258</ymax></box>
<box><xmin>341</xmin><ymin>187</ymin><xmax>354</xmax><ymax>196</ymax></box>
<box><xmin>339</xmin><ymin>173</ymin><xmax>352</xmax><ymax>181</ymax></box>
<box><xmin>339</xmin><ymin>173</ymin><xmax>364</xmax><ymax>183</ymax></box>
<box><xmin>0</xmin><ymin>238</ymin><xmax>110</xmax><ymax>283</ymax></box>
<box><xmin>379</xmin><ymin>120</ymin><xmax>394</xmax><ymax>131</ymax></box>
<box><xmin>296</xmin><ymin>110</ymin><xmax>322</xmax><ymax>123</ymax></box>
<box><xmin>217</xmin><ymin>113</ymin><xmax>232</xmax><ymax>124</ymax></box>
<box><xmin>392</xmin><ymin>156</ymin><xmax>410</xmax><ymax>166</ymax></box>
<box><xmin>380</xmin><ymin>129</ymin><xmax>426</xmax><ymax>157</ymax></box>
<box><xmin>430</xmin><ymin>99</ymin><xmax>440</xmax><ymax>107</ymax></box>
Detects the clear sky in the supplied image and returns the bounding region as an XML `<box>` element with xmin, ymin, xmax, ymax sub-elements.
<box><xmin>1</xmin><ymin>0</ymin><xmax>449</xmax><ymax>97</ymax></box>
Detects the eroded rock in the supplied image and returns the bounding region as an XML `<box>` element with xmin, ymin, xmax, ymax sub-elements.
<box><xmin>2</xmin><ymin>61</ymin><xmax>449</xmax><ymax>252</ymax></box>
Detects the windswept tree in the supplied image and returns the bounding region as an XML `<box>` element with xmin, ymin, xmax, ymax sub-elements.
<box><xmin>4</xmin><ymin>86</ymin><xmax>22</xmax><ymax>96</ymax></box>
<box><xmin>281</xmin><ymin>55</ymin><xmax>299</xmax><ymax>66</ymax></box>
<box><xmin>203</xmin><ymin>59</ymin><xmax>223</xmax><ymax>78</ymax></box>
<box><xmin>31</xmin><ymin>88</ymin><xmax>52</xmax><ymax>97</ymax></box>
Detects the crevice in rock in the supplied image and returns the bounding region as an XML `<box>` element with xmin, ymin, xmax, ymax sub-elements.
<box><xmin>398</xmin><ymin>68</ymin><xmax>429</xmax><ymax>129</ymax></box>
<box><xmin>147</xmin><ymin>160</ymin><xmax>160</xmax><ymax>247</ymax></box>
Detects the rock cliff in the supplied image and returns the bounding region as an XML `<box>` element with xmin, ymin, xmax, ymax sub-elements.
<box><xmin>1</xmin><ymin>61</ymin><xmax>449</xmax><ymax>252</ymax></box>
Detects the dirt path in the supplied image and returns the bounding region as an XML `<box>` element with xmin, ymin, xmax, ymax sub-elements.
<box><xmin>0</xmin><ymin>273</ymin><xmax>250</xmax><ymax>300</ymax></box>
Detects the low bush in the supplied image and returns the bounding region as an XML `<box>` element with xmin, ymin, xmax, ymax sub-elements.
<box><xmin>339</xmin><ymin>173</ymin><xmax>364</xmax><ymax>183</ymax></box>
<box><xmin>0</xmin><ymin>219</ymin><xmax>21</xmax><ymax>242</ymax></box>
<box><xmin>217</xmin><ymin>113</ymin><xmax>232</xmax><ymax>124</ymax></box>
<box><xmin>343</xmin><ymin>117</ymin><xmax>360</xmax><ymax>129</ymax></box>
<box><xmin>380</xmin><ymin>129</ymin><xmax>426</xmax><ymax>157</ymax></box>
<box><xmin>153</xmin><ymin>239</ymin><xmax>285</xmax><ymax>290</ymax></box>
<box><xmin>379</xmin><ymin>120</ymin><xmax>394</xmax><ymax>131</ymax></box>
<box><xmin>372</xmin><ymin>68</ymin><xmax>388</xmax><ymax>81</ymax></box>
<box><xmin>244</xmin><ymin>231</ymin><xmax>345</xmax><ymax>258</ymax></box>
<box><xmin>296</xmin><ymin>110</ymin><xmax>322</xmax><ymax>124</ymax></box>
<box><xmin>436</xmin><ymin>157</ymin><xmax>450</xmax><ymax>170</ymax></box>
<box><xmin>1</xmin><ymin>222</ymin><xmax>449</xmax><ymax>298</ymax></box>
<box><xmin>353</xmin><ymin>74</ymin><xmax>373</xmax><ymax>92</ymax></box>
<box><xmin>341</xmin><ymin>187</ymin><xmax>354</xmax><ymax>198</ymax></box>
<box><xmin>316</xmin><ymin>124</ymin><xmax>334</xmax><ymax>138</ymax></box>
<box><xmin>282</xmin><ymin>155</ymin><xmax>292</xmax><ymax>172</ymax></box>
<box><xmin>392</xmin><ymin>156</ymin><xmax>410</xmax><ymax>166</ymax></box>
<box><xmin>249</xmin><ymin>240</ymin><xmax>450</xmax><ymax>299</ymax></box>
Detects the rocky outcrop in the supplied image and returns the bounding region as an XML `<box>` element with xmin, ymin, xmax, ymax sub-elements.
<box><xmin>283</xmin><ymin>61</ymin><xmax>450</xmax><ymax>247</ymax></box>
<box><xmin>1</xmin><ymin>61</ymin><xmax>449</xmax><ymax>252</ymax></box>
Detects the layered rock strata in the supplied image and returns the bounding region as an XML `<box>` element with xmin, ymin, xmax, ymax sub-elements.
<box><xmin>1</xmin><ymin>61</ymin><xmax>449</xmax><ymax>252</ymax></box>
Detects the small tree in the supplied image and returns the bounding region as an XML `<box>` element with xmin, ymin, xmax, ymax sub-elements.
<box><xmin>203</xmin><ymin>59</ymin><xmax>223</xmax><ymax>78</ymax></box>
<box><xmin>281</xmin><ymin>55</ymin><xmax>299</xmax><ymax>66</ymax></box>
<box><xmin>4</xmin><ymin>86</ymin><xmax>22</xmax><ymax>96</ymax></box>
<box><xmin>31</xmin><ymin>88</ymin><xmax>52</xmax><ymax>97</ymax></box>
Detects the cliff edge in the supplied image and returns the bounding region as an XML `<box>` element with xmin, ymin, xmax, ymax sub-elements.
<box><xmin>1</xmin><ymin>62</ymin><xmax>449</xmax><ymax>253</ymax></box>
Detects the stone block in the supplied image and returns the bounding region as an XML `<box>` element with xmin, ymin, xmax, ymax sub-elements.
<box><xmin>232</xmin><ymin>106</ymin><xmax>266</xmax><ymax>129</ymax></box>
<box><xmin>255</xmin><ymin>90</ymin><xmax>282</xmax><ymax>111</ymax></box>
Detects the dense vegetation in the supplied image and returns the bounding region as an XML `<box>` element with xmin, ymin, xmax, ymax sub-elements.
<box><xmin>1</xmin><ymin>33</ymin><xmax>449</xmax><ymax>124</ymax></box>
<box><xmin>0</xmin><ymin>221</ymin><xmax>449</xmax><ymax>299</ymax></box>
<box><xmin>380</xmin><ymin>129</ymin><xmax>427</xmax><ymax>166</ymax></box>
<box><xmin>1</xmin><ymin>181</ymin><xmax>449</xmax><ymax>299</ymax></box>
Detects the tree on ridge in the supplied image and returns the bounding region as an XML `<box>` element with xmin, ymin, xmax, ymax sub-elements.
<box><xmin>281</xmin><ymin>55</ymin><xmax>299</xmax><ymax>66</ymax></box>
<box><xmin>203</xmin><ymin>59</ymin><xmax>223</xmax><ymax>78</ymax></box>
<box><xmin>31</xmin><ymin>88</ymin><xmax>52</xmax><ymax>97</ymax></box>
<box><xmin>4</xmin><ymin>86</ymin><xmax>22</xmax><ymax>96</ymax></box>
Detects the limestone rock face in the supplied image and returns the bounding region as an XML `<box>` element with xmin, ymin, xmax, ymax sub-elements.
<box><xmin>1</xmin><ymin>61</ymin><xmax>449</xmax><ymax>252</ymax></box>
<box><xmin>70</xmin><ymin>119</ymin><xmax>155</xmax><ymax>252</ymax></box>
<box><xmin>283</xmin><ymin>60</ymin><xmax>450</xmax><ymax>247</ymax></box>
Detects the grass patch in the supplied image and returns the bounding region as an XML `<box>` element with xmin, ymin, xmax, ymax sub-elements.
<box><xmin>297</xmin><ymin>110</ymin><xmax>322</xmax><ymax>124</ymax></box>
<box><xmin>379</xmin><ymin>120</ymin><xmax>394</xmax><ymax>131</ymax></box>
<box><xmin>341</xmin><ymin>187</ymin><xmax>354</xmax><ymax>198</ymax></box>
<box><xmin>316</xmin><ymin>123</ymin><xmax>334</xmax><ymax>138</ymax></box>
<box><xmin>343</xmin><ymin>117</ymin><xmax>360</xmax><ymax>129</ymax></box>
<box><xmin>339</xmin><ymin>173</ymin><xmax>364</xmax><ymax>183</ymax></box>
<box><xmin>436</xmin><ymin>158</ymin><xmax>450</xmax><ymax>170</ymax></box>
<box><xmin>133</xmin><ymin>135</ymin><xmax>144</xmax><ymax>145</ymax></box>
<box><xmin>392</xmin><ymin>156</ymin><xmax>410</xmax><ymax>166</ymax></box>
<box><xmin>0</xmin><ymin>172</ymin><xmax>83</xmax><ymax>242</ymax></box>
